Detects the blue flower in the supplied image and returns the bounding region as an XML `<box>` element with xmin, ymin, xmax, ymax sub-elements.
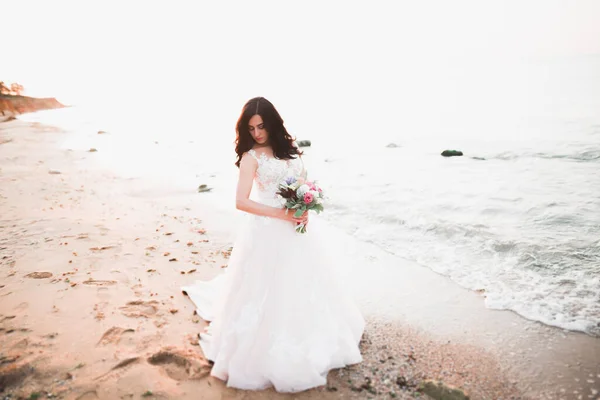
<box><xmin>285</xmin><ymin>176</ymin><xmax>297</xmax><ymax>185</ymax></box>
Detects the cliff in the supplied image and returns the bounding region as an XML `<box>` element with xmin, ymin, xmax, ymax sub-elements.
<box><xmin>0</xmin><ymin>95</ymin><xmax>65</xmax><ymax>120</ymax></box>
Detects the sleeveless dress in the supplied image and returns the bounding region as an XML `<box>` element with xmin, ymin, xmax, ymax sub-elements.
<box><xmin>182</xmin><ymin>149</ymin><xmax>364</xmax><ymax>392</ymax></box>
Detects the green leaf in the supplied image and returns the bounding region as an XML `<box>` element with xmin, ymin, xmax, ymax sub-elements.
<box><xmin>294</xmin><ymin>209</ymin><xmax>305</xmax><ymax>218</ymax></box>
<box><xmin>308</xmin><ymin>204</ymin><xmax>323</xmax><ymax>213</ymax></box>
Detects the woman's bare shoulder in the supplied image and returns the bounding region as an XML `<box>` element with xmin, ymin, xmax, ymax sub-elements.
<box><xmin>241</xmin><ymin>150</ymin><xmax>259</xmax><ymax>165</ymax></box>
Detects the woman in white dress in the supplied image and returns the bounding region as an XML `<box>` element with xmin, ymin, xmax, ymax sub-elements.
<box><xmin>182</xmin><ymin>97</ymin><xmax>364</xmax><ymax>393</ymax></box>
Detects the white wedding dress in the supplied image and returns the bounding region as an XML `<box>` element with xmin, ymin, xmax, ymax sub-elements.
<box><xmin>182</xmin><ymin>149</ymin><xmax>364</xmax><ymax>393</ymax></box>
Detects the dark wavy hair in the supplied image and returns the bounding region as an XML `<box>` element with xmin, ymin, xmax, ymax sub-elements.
<box><xmin>235</xmin><ymin>97</ymin><xmax>302</xmax><ymax>167</ymax></box>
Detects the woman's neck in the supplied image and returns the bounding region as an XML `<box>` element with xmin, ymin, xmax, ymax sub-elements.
<box><xmin>253</xmin><ymin>143</ymin><xmax>271</xmax><ymax>150</ymax></box>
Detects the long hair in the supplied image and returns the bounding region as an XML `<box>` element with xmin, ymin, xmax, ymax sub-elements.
<box><xmin>235</xmin><ymin>97</ymin><xmax>302</xmax><ymax>167</ymax></box>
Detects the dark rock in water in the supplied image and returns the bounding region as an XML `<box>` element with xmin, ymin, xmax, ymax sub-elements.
<box><xmin>386</xmin><ymin>143</ymin><xmax>400</xmax><ymax>148</ymax></box>
<box><xmin>441</xmin><ymin>150</ymin><xmax>463</xmax><ymax>157</ymax></box>
<box><xmin>297</xmin><ymin>140</ymin><xmax>311</xmax><ymax>147</ymax></box>
<box><xmin>197</xmin><ymin>184</ymin><xmax>212</xmax><ymax>193</ymax></box>
<box><xmin>418</xmin><ymin>380</ymin><xmax>470</xmax><ymax>400</ymax></box>
<box><xmin>472</xmin><ymin>156</ymin><xmax>485</xmax><ymax>160</ymax></box>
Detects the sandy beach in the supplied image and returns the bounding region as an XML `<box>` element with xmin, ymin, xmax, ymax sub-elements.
<box><xmin>1</xmin><ymin>118</ymin><xmax>599</xmax><ymax>400</ymax></box>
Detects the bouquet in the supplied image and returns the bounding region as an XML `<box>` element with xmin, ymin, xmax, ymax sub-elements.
<box><xmin>276</xmin><ymin>176</ymin><xmax>325</xmax><ymax>233</ymax></box>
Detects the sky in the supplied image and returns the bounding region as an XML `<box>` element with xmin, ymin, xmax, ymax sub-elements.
<box><xmin>2</xmin><ymin>0</ymin><xmax>600</xmax><ymax>138</ymax></box>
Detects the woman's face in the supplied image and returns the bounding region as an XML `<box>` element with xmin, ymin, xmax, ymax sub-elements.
<box><xmin>248</xmin><ymin>114</ymin><xmax>269</xmax><ymax>145</ymax></box>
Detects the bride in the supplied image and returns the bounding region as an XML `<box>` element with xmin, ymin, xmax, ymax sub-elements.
<box><xmin>182</xmin><ymin>97</ymin><xmax>364</xmax><ymax>393</ymax></box>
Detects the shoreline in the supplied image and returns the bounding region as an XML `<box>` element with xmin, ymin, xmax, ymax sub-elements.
<box><xmin>0</xmin><ymin>117</ymin><xmax>598</xmax><ymax>399</ymax></box>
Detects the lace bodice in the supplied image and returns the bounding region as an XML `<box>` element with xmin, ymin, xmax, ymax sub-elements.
<box><xmin>248</xmin><ymin>149</ymin><xmax>304</xmax><ymax>207</ymax></box>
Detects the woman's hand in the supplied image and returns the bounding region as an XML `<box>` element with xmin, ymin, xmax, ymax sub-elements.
<box><xmin>293</xmin><ymin>210</ymin><xmax>309</xmax><ymax>226</ymax></box>
<box><xmin>281</xmin><ymin>209</ymin><xmax>309</xmax><ymax>225</ymax></box>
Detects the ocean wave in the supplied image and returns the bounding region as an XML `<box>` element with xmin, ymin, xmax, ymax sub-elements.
<box><xmin>346</xmin><ymin>212</ymin><xmax>600</xmax><ymax>337</ymax></box>
<box><xmin>377</xmin><ymin>215</ymin><xmax>407</xmax><ymax>226</ymax></box>
<box><xmin>491</xmin><ymin>149</ymin><xmax>600</xmax><ymax>162</ymax></box>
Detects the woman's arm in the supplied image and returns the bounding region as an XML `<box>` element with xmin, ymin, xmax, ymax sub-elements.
<box><xmin>235</xmin><ymin>153</ymin><xmax>306</xmax><ymax>224</ymax></box>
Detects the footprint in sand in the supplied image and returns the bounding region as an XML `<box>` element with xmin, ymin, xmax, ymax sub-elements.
<box><xmin>74</xmin><ymin>390</ymin><xmax>100</xmax><ymax>400</ymax></box>
<box><xmin>9</xmin><ymin>338</ymin><xmax>30</xmax><ymax>350</ymax></box>
<box><xmin>119</xmin><ymin>300</ymin><xmax>159</xmax><ymax>318</ymax></box>
<box><xmin>25</xmin><ymin>272</ymin><xmax>52</xmax><ymax>279</ymax></box>
<box><xmin>96</xmin><ymin>327</ymin><xmax>135</xmax><ymax>346</ymax></box>
<box><xmin>82</xmin><ymin>279</ymin><xmax>117</xmax><ymax>286</ymax></box>
<box><xmin>89</xmin><ymin>246</ymin><xmax>115</xmax><ymax>252</ymax></box>
<box><xmin>147</xmin><ymin>348</ymin><xmax>210</xmax><ymax>381</ymax></box>
<box><xmin>93</xmin><ymin>356</ymin><xmax>140</xmax><ymax>382</ymax></box>
<box><xmin>14</xmin><ymin>302</ymin><xmax>28</xmax><ymax>313</ymax></box>
<box><xmin>0</xmin><ymin>315</ymin><xmax>16</xmax><ymax>323</ymax></box>
<box><xmin>0</xmin><ymin>354</ymin><xmax>19</xmax><ymax>366</ymax></box>
<box><xmin>0</xmin><ymin>362</ymin><xmax>33</xmax><ymax>389</ymax></box>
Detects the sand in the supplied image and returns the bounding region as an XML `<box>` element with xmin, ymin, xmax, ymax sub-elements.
<box><xmin>0</xmin><ymin>118</ymin><xmax>598</xmax><ymax>400</ymax></box>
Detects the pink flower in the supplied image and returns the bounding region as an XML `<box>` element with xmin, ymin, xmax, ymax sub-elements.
<box><xmin>307</xmin><ymin>182</ymin><xmax>316</xmax><ymax>190</ymax></box>
<box><xmin>303</xmin><ymin>192</ymin><xmax>314</xmax><ymax>204</ymax></box>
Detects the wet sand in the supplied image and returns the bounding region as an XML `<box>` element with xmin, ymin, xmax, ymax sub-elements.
<box><xmin>0</xmin><ymin>119</ymin><xmax>598</xmax><ymax>399</ymax></box>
